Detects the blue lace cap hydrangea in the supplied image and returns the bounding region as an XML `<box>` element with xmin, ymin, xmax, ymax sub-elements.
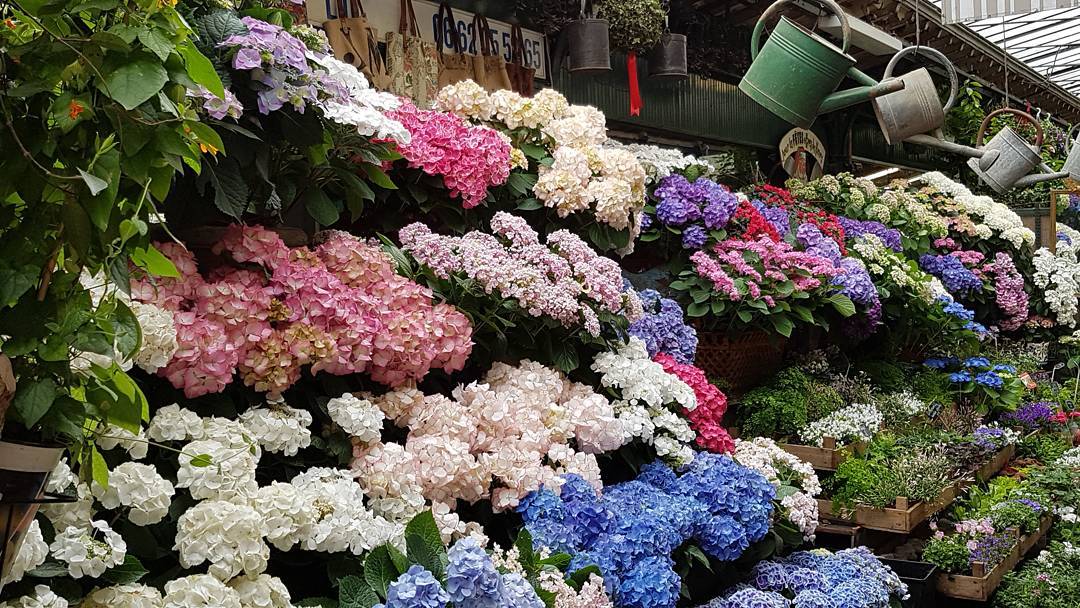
<box><xmin>446</xmin><ymin>538</ymin><xmax>502</xmax><ymax>608</ymax></box>
<box><xmin>720</xmin><ymin>587</ymin><xmax>791</xmax><ymax>608</ymax></box>
<box><xmin>616</xmin><ymin>555</ymin><xmax>681</xmax><ymax>608</ymax></box>
<box><xmin>381</xmin><ymin>565</ymin><xmax>450</xmax><ymax>608</ymax></box>
<box><xmin>949</xmin><ymin>371</ymin><xmax>973</xmax><ymax>383</ymax></box>
<box><xmin>781</xmin><ymin>551</ymin><xmax>827</xmax><ymax>571</ymax></box>
<box><xmin>817</xmin><ymin>556</ymin><xmax>859</xmax><ymax>586</ymax></box>
<box><xmin>750</xmin><ymin>561</ymin><xmax>788</xmax><ymax>592</ymax></box>
<box><xmin>963</xmin><ymin>356</ymin><xmax>992</xmax><ymax>369</ymax></box>
<box><xmin>785</xmin><ymin>567</ymin><xmax>827</xmax><ymax>594</ymax></box>
<box><xmin>833</xmin><ymin>547</ymin><xmax>908</xmax><ymax>600</ymax></box>
<box><xmin>833</xmin><ymin>578</ymin><xmax>889</xmax><ymax>608</ymax></box>
<box><xmin>975</xmin><ymin>371</ymin><xmax>1004</xmax><ymax>389</ymax></box>
<box><xmin>791</xmin><ymin>590</ymin><xmax>835</xmax><ymax>608</ymax></box>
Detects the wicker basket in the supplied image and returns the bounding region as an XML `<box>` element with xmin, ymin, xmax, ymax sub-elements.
<box><xmin>696</xmin><ymin>329</ymin><xmax>787</xmax><ymax>392</ymax></box>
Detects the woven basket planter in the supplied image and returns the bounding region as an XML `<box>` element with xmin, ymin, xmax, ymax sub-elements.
<box><xmin>696</xmin><ymin>329</ymin><xmax>787</xmax><ymax>393</ymax></box>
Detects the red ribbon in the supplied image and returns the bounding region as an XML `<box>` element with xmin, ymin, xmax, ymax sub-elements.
<box><xmin>628</xmin><ymin>53</ymin><xmax>642</xmax><ymax>117</ymax></box>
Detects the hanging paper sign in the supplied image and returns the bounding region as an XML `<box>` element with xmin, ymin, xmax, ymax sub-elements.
<box><xmin>309</xmin><ymin>0</ymin><xmax>548</xmax><ymax>79</ymax></box>
<box><xmin>779</xmin><ymin>128</ymin><xmax>825</xmax><ymax>181</ymax></box>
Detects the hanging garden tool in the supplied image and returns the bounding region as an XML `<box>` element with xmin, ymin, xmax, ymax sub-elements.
<box><xmin>739</xmin><ymin>0</ymin><xmax>905</xmax><ymax>128</ymax></box>
<box><xmin>648</xmin><ymin>2</ymin><xmax>687</xmax><ymax>80</ymax></box>
<box><xmin>967</xmin><ymin>109</ymin><xmax>1068</xmax><ymax>193</ymax></box>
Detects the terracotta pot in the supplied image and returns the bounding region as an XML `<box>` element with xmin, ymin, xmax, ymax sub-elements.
<box><xmin>0</xmin><ymin>440</ymin><xmax>64</xmax><ymax>589</ymax></box>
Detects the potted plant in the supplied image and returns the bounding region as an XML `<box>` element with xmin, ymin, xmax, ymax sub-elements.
<box><xmin>0</xmin><ymin>0</ymin><xmax>225</xmax><ymax>584</ymax></box>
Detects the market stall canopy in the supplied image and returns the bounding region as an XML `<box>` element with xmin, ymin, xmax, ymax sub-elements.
<box><xmin>940</xmin><ymin>0</ymin><xmax>1080</xmax><ymax>24</ymax></box>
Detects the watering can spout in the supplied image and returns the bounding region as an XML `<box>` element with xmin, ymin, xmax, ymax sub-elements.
<box><xmin>817</xmin><ymin>79</ymin><xmax>905</xmax><ymax>115</ymax></box>
<box><xmin>1013</xmin><ymin>171</ymin><xmax>1070</xmax><ymax>189</ymax></box>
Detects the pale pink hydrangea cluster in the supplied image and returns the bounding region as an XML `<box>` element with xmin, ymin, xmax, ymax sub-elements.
<box><xmin>351</xmin><ymin>360</ymin><xmax>627</xmax><ymax>513</ymax></box>
<box><xmin>399</xmin><ymin>213</ymin><xmax>641</xmax><ymax>337</ymax></box>
<box><xmin>388</xmin><ymin>98</ymin><xmax>511</xmax><ymax>209</ymax></box>
<box><xmin>132</xmin><ymin>226</ymin><xmax>472</xmax><ymax>397</ymax></box>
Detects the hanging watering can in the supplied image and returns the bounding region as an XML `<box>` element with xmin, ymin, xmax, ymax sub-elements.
<box><xmin>649</xmin><ymin>31</ymin><xmax>688</xmax><ymax>79</ymax></box>
<box><xmin>873</xmin><ymin>46</ymin><xmax>958</xmax><ymax>144</ymax></box>
<box><xmin>739</xmin><ymin>0</ymin><xmax>905</xmax><ymax>128</ymax></box>
<box><xmin>566</xmin><ymin>0</ymin><xmax>611</xmax><ymax>74</ymax></box>
<box><xmin>966</xmin><ymin>108</ymin><xmax>1067</xmax><ymax>193</ymax></box>
<box><xmin>1062</xmin><ymin>124</ymin><xmax>1080</xmax><ymax>181</ymax></box>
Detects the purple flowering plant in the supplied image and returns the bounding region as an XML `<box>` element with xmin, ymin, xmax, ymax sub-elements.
<box><xmin>628</xmin><ymin>289</ymin><xmax>699</xmax><ymax>364</ymax></box>
<box><xmin>640</xmin><ymin>175</ymin><xmax>742</xmax><ymax>265</ymax></box>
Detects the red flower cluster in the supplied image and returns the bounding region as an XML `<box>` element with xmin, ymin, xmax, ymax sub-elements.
<box><xmin>752</xmin><ymin>184</ymin><xmax>846</xmax><ymax>254</ymax></box>
<box><xmin>653</xmin><ymin>353</ymin><xmax>735</xmax><ymax>454</ymax></box>
<box><xmin>732</xmin><ymin>200</ymin><xmax>781</xmax><ymax>242</ymax></box>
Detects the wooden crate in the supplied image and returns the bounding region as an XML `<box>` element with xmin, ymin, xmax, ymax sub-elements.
<box><xmin>936</xmin><ymin>517</ymin><xmax>1053</xmax><ymax>601</ymax></box>
<box><xmin>778</xmin><ymin>437</ymin><xmax>866</xmax><ymax>471</ymax></box>
<box><xmin>957</xmin><ymin>444</ymin><xmax>1017</xmax><ymax>490</ymax></box>
<box><xmin>817</xmin><ymin>483</ymin><xmax>959</xmax><ymax>533</ymax></box>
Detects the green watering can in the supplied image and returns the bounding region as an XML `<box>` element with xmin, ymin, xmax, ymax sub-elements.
<box><xmin>739</xmin><ymin>0</ymin><xmax>905</xmax><ymax>128</ymax></box>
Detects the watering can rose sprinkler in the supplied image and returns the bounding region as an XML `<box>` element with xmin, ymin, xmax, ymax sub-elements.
<box><xmin>967</xmin><ymin>108</ymin><xmax>1069</xmax><ymax>193</ymax></box>
<box><xmin>738</xmin><ymin>0</ymin><xmax>906</xmax><ymax>129</ymax></box>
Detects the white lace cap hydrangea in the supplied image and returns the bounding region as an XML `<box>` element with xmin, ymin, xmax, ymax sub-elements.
<box><xmin>49</xmin><ymin>520</ymin><xmax>126</xmax><ymax>579</ymax></box>
<box><xmin>1</xmin><ymin>519</ymin><xmax>47</xmax><ymax>585</ymax></box>
<box><xmin>239</xmin><ymin>400</ymin><xmax>313</xmax><ymax>456</ymax></box>
<box><xmin>250</xmin><ymin>481</ymin><xmax>317</xmax><ymax>552</ymax></box>
<box><xmin>0</xmin><ymin>585</ymin><xmax>69</xmax><ymax>608</ymax></box>
<box><xmin>96</xmin><ymin>424</ymin><xmax>148</xmax><ymax>459</ymax></box>
<box><xmin>799</xmin><ymin>402</ymin><xmax>883</xmax><ymax>448</ymax></box>
<box><xmin>290</xmin><ymin>467</ymin><xmax>402</xmax><ymax>555</ymax></box>
<box><xmin>131</xmin><ymin>300</ymin><xmax>179</xmax><ymax>373</ymax></box>
<box><xmin>163</xmin><ymin>574</ymin><xmax>242</xmax><ymax>608</ymax></box>
<box><xmin>147</xmin><ymin>404</ymin><xmax>204</xmax><ymax>442</ymax></box>
<box><xmin>176</xmin><ymin>437</ymin><xmax>259</xmax><ymax>501</ymax></box>
<box><xmin>91</xmin><ymin>461</ymin><xmax>175</xmax><ymax>526</ymax></box>
<box><xmin>326</xmin><ymin>393</ymin><xmax>384</xmax><ymax>443</ymax></box>
<box><xmin>175</xmin><ymin>500</ymin><xmax>268</xmax><ymax>581</ymax></box>
<box><xmin>81</xmin><ymin>584</ymin><xmax>163</xmax><ymax>608</ymax></box>
<box><xmin>227</xmin><ymin>574</ymin><xmax>294</xmax><ymax>608</ymax></box>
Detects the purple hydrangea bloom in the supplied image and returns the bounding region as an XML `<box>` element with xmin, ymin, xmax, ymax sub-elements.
<box><xmin>380</xmin><ymin>565</ymin><xmax>450</xmax><ymax>608</ymax></box>
<box><xmin>656</xmin><ymin>197</ymin><xmax>701</xmax><ymax>226</ymax></box>
<box><xmin>653</xmin><ymin>174</ymin><xmax>738</xmax><ymax>231</ymax></box>
<box><xmin>837</xmin><ymin>217</ymin><xmax>902</xmax><ymax>252</ymax></box>
<box><xmin>682</xmin><ymin>225</ymin><xmax>709</xmax><ymax>249</ymax></box>
<box><xmin>831</xmin><ymin>258</ymin><xmax>878</xmax><ymax>306</ymax></box>
<box><xmin>628</xmin><ymin>289</ymin><xmax>698</xmax><ymax>364</ymax></box>
<box><xmin>752</xmin><ymin>200</ymin><xmax>791</xmax><ymax>237</ymax></box>
<box><xmin>640</xmin><ymin>213</ymin><xmax>653</xmax><ymax>231</ymax></box>
<box><xmin>920</xmin><ymin>254</ymin><xmax>984</xmax><ymax>294</ymax></box>
<box><xmin>797</xmin><ymin>223</ymin><xmax>842</xmax><ymax>263</ymax></box>
<box><xmin>446</xmin><ymin>538</ymin><xmax>502</xmax><ymax>608</ymax></box>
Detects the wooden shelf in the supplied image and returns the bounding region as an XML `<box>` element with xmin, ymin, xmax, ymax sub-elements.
<box><xmin>817</xmin><ymin>483</ymin><xmax>959</xmax><ymax>533</ymax></box>
<box><xmin>777</xmin><ymin>437</ymin><xmax>866</xmax><ymax>471</ymax></box>
<box><xmin>936</xmin><ymin>516</ymin><xmax>1053</xmax><ymax>601</ymax></box>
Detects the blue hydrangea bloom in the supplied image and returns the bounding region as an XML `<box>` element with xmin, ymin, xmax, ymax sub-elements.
<box><xmin>919</xmin><ymin>254</ymin><xmax>983</xmax><ymax>294</ymax></box>
<box><xmin>721</xmin><ymin>587</ymin><xmax>791</xmax><ymax>608</ymax></box>
<box><xmin>628</xmin><ymin>289</ymin><xmax>698</xmax><ymax>364</ymax></box>
<box><xmin>963</xmin><ymin>357</ymin><xmax>992</xmax><ymax>369</ymax></box>
<box><xmin>949</xmin><ymin>371</ymin><xmax>973</xmax><ymax>383</ymax></box>
<box><xmin>497</xmin><ymin>573</ymin><xmax>544</xmax><ymax>608</ymax></box>
<box><xmin>922</xmin><ymin>356</ymin><xmax>957</xmax><ymax>370</ymax></box>
<box><xmin>383</xmin><ymin>565</ymin><xmax>449</xmax><ymax>608</ymax></box>
<box><xmin>751</xmin><ymin>561</ymin><xmax>788</xmax><ymax>591</ymax></box>
<box><xmin>992</xmin><ymin>364</ymin><xmax>1017</xmax><ymax>374</ymax></box>
<box><xmin>617</xmin><ymin>556</ymin><xmax>681</xmax><ymax>608</ymax></box>
<box><xmin>975</xmin><ymin>371</ymin><xmax>1004</xmax><ymax>389</ymax></box>
<box><xmin>792</xmin><ymin>590</ymin><xmax>835</xmax><ymax>608</ymax></box>
<box><xmin>446</xmin><ymin>538</ymin><xmax>502</xmax><ymax>608</ymax></box>
<box><xmin>785</xmin><ymin>567</ymin><xmax>827</xmax><ymax>593</ymax></box>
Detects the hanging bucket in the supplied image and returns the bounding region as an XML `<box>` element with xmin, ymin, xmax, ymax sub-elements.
<box><xmin>873</xmin><ymin>46</ymin><xmax>958</xmax><ymax>144</ymax></box>
<box><xmin>566</xmin><ymin>0</ymin><xmax>611</xmax><ymax>74</ymax></box>
<box><xmin>649</xmin><ymin>32</ymin><xmax>688</xmax><ymax>79</ymax></box>
<box><xmin>0</xmin><ymin>440</ymin><xmax>64</xmax><ymax>589</ymax></box>
<box><xmin>738</xmin><ymin>0</ymin><xmax>904</xmax><ymax>128</ymax></box>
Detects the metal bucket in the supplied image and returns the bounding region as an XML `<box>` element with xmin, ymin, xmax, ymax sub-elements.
<box><xmin>649</xmin><ymin>32</ymin><xmax>687</xmax><ymax>79</ymax></box>
<box><xmin>966</xmin><ymin>108</ymin><xmax>1044</xmax><ymax>194</ymax></box>
<box><xmin>873</xmin><ymin>46</ymin><xmax>958</xmax><ymax>144</ymax></box>
<box><xmin>1063</xmin><ymin>124</ymin><xmax>1080</xmax><ymax>181</ymax></box>
<box><xmin>566</xmin><ymin>18</ymin><xmax>611</xmax><ymax>74</ymax></box>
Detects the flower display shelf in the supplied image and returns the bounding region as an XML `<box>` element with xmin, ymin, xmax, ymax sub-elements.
<box><xmin>817</xmin><ymin>483</ymin><xmax>959</xmax><ymax>533</ymax></box>
<box><xmin>695</xmin><ymin>330</ymin><xmax>786</xmax><ymax>394</ymax></box>
<box><xmin>935</xmin><ymin>516</ymin><xmax>1053</xmax><ymax>601</ymax></box>
<box><xmin>778</xmin><ymin>437</ymin><xmax>866</xmax><ymax>471</ymax></box>
<box><xmin>957</xmin><ymin>443</ymin><xmax>1016</xmax><ymax>490</ymax></box>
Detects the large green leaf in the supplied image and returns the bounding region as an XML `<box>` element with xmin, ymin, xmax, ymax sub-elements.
<box><xmin>305</xmin><ymin>188</ymin><xmax>340</xmax><ymax>226</ymax></box>
<box><xmin>0</xmin><ymin>264</ymin><xmax>39</xmax><ymax>308</ymax></box>
<box><xmin>98</xmin><ymin>52</ymin><xmax>168</xmax><ymax>110</ymax></box>
<box><xmin>112</xmin><ymin>300</ymin><xmax>142</xmax><ymax>359</ymax></box>
<box><xmin>768</xmin><ymin>314</ymin><xmax>794</xmax><ymax>337</ymax></box>
<box><xmin>204</xmin><ymin>158</ymin><xmax>250</xmax><ymax>218</ymax></box>
<box><xmin>363</xmin><ymin>546</ymin><xmax>398</xmax><ymax>599</ymax></box>
<box><xmin>193</xmin><ymin>10</ymin><xmax>249</xmax><ymax>49</ymax></box>
<box><xmin>101</xmin><ymin>554</ymin><xmax>148</xmax><ymax>584</ymax></box>
<box><xmin>131</xmin><ymin>245</ymin><xmax>180</xmax><ymax>278</ymax></box>
<box><xmin>338</xmin><ymin>575</ymin><xmax>379</xmax><ymax>608</ymax></box>
<box><xmin>404</xmin><ymin>511</ymin><xmax>447</xmax><ymax>581</ymax></box>
<box><xmin>137</xmin><ymin>26</ymin><xmax>173</xmax><ymax>62</ymax></box>
<box><xmin>828</xmin><ymin>293</ymin><xmax>856</xmax><ymax>318</ymax></box>
<box><xmin>12</xmin><ymin>377</ymin><xmax>58</xmax><ymax>428</ymax></box>
<box><xmin>179</xmin><ymin>42</ymin><xmax>225</xmax><ymax>99</ymax></box>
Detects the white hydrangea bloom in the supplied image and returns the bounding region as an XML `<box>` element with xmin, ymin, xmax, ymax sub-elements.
<box><xmin>81</xmin><ymin>584</ymin><xmax>163</xmax><ymax>608</ymax></box>
<box><xmin>799</xmin><ymin>403</ymin><xmax>883</xmax><ymax>447</ymax></box>
<box><xmin>310</xmin><ymin>54</ymin><xmax>409</xmax><ymax>143</ymax></box>
<box><xmin>290</xmin><ymin>467</ymin><xmax>401</xmax><ymax>554</ymax></box>
<box><xmin>781</xmin><ymin>492</ymin><xmax>821</xmax><ymax>542</ymax></box>
<box><xmin>147</xmin><ymin>404</ymin><xmax>204</xmax><ymax>442</ymax></box>
<box><xmin>176</xmin><ymin>437</ymin><xmax>259</xmax><ymax>501</ymax></box>
<box><xmin>0</xmin><ymin>585</ymin><xmax>68</xmax><ymax>608</ymax></box>
<box><xmin>733</xmin><ymin>437</ymin><xmax>822</xmax><ymax>495</ymax></box>
<box><xmin>175</xmin><ymin>500</ymin><xmax>268</xmax><ymax>581</ymax></box>
<box><xmin>96</xmin><ymin>424</ymin><xmax>148</xmax><ymax>459</ymax></box>
<box><xmin>1</xmin><ymin>519</ymin><xmax>47</xmax><ymax>584</ymax></box>
<box><xmin>131</xmin><ymin>300</ymin><xmax>178</xmax><ymax>373</ymax></box>
<box><xmin>326</xmin><ymin>393</ymin><xmax>384</xmax><ymax>443</ymax></box>
<box><xmin>227</xmin><ymin>574</ymin><xmax>294</xmax><ymax>608</ymax></box>
<box><xmin>434</xmin><ymin>79</ymin><xmax>493</xmax><ymax>121</ymax></box>
<box><xmin>250</xmin><ymin>482</ymin><xmax>316</xmax><ymax>552</ymax></box>
<box><xmin>41</xmin><ymin>479</ymin><xmax>94</xmax><ymax>532</ymax></box>
<box><xmin>239</xmin><ymin>401</ymin><xmax>312</xmax><ymax>456</ymax></box>
<box><xmin>91</xmin><ymin>462</ymin><xmax>175</xmax><ymax>526</ymax></box>
<box><xmin>162</xmin><ymin>574</ymin><xmax>242</xmax><ymax>608</ymax></box>
<box><xmin>49</xmin><ymin>520</ymin><xmax>126</xmax><ymax>579</ymax></box>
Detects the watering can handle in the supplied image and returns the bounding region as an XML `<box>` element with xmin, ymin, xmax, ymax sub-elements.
<box><xmin>750</xmin><ymin>0</ymin><xmax>851</xmax><ymax>60</ymax></box>
<box><xmin>975</xmin><ymin>108</ymin><xmax>1044</xmax><ymax>148</ymax></box>
<box><xmin>1068</xmin><ymin>123</ymin><xmax>1080</xmax><ymax>146</ymax></box>
<box><xmin>883</xmin><ymin>46</ymin><xmax>959</xmax><ymax>113</ymax></box>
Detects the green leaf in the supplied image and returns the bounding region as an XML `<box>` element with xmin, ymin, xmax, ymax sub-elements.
<box><xmin>828</xmin><ymin>293</ymin><xmax>856</xmax><ymax>318</ymax></box>
<box><xmin>193</xmin><ymin>10</ymin><xmax>249</xmax><ymax>48</ymax></box>
<box><xmin>363</xmin><ymin>546</ymin><xmax>398</xmax><ymax>599</ymax></box>
<box><xmin>387</xmin><ymin>545</ymin><xmax>409</xmax><ymax>574</ymax></box>
<box><xmin>769</xmin><ymin>314</ymin><xmax>794</xmax><ymax>337</ymax></box>
<box><xmin>515</xmin><ymin>198</ymin><xmax>543</xmax><ymax>211</ymax></box>
<box><xmin>189</xmin><ymin>453</ymin><xmax>214</xmax><ymax>467</ymax></box>
<box><xmin>78</xmin><ymin>168</ymin><xmax>109</xmax><ymax>196</ymax></box>
<box><xmin>687</xmin><ymin>302</ymin><xmax>709</xmax><ymax>317</ymax></box>
<box><xmin>13</xmin><ymin>378</ymin><xmax>58</xmax><ymax>428</ymax></box>
<box><xmin>305</xmin><ymin>188</ymin><xmax>341</xmax><ymax>226</ymax></box>
<box><xmin>179</xmin><ymin>41</ymin><xmax>225</xmax><ymax>99</ymax></box>
<box><xmin>538</xmin><ymin>553</ymin><xmax>571</xmax><ymax>569</ymax></box>
<box><xmin>61</xmin><ymin>198</ymin><xmax>93</xmax><ymax>262</ymax></box>
<box><xmin>205</xmin><ymin>159</ymin><xmax>250</xmax><ymax>218</ymax></box>
<box><xmin>339</xmin><ymin>575</ymin><xmax>379</xmax><ymax>608</ymax></box>
<box><xmin>514</xmin><ymin>528</ymin><xmax>537</xmax><ymax>572</ymax></box>
<box><xmin>98</xmin><ymin>53</ymin><xmax>168</xmax><ymax>110</ymax></box>
<box><xmin>91</xmin><ymin>444</ymin><xmax>109</xmax><ymax>489</ymax></box>
<box><xmin>520</xmin><ymin>143</ymin><xmax>547</xmax><ymax>160</ymax></box>
<box><xmin>187</xmin><ymin>121</ymin><xmax>225</xmax><ymax>155</ymax></box>
<box><xmin>298</xmin><ymin>599</ymin><xmax>339</xmax><ymax>608</ymax></box>
<box><xmin>362</xmin><ymin>164</ymin><xmax>398</xmax><ymax>190</ymax></box>
<box><xmin>102</xmin><ymin>554</ymin><xmax>148</xmax><ymax>584</ymax></box>
<box><xmin>404</xmin><ymin>511</ymin><xmax>447</xmax><ymax>581</ymax></box>
<box><xmin>113</xmin><ymin>300</ymin><xmax>142</xmax><ymax>359</ymax></box>
<box><xmin>506</xmin><ymin>172</ymin><xmax>537</xmax><ymax>195</ymax></box>
<box><xmin>0</xmin><ymin>264</ymin><xmax>39</xmax><ymax>308</ymax></box>
<box><xmin>567</xmin><ymin>565</ymin><xmax>601</xmax><ymax>590</ymax></box>
<box><xmin>138</xmin><ymin>27</ymin><xmax>174</xmax><ymax>62</ymax></box>
<box><xmin>131</xmin><ymin>245</ymin><xmax>180</xmax><ymax>278</ymax></box>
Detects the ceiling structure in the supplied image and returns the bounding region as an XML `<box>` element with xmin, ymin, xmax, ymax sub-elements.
<box><xmin>693</xmin><ymin>0</ymin><xmax>1080</xmax><ymax>122</ymax></box>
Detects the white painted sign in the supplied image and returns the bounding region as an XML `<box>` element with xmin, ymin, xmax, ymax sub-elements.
<box><xmin>308</xmin><ymin>0</ymin><xmax>548</xmax><ymax>79</ymax></box>
<box><xmin>780</xmin><ymin>128</ymin><xmax>825</xmax><ymax>181</ymax></box>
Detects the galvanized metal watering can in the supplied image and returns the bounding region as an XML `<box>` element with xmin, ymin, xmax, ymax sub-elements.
<box><xmin>873</xmin><ymin>46</ymin><xmax>958</xmax><ymax>144</ymax></box>
<box><xmin>739</xmin><ymin>0</ymin><xmax>905</xmax><ymax>128</ymax></box>
<box><xmin>966</xmin><ymin>109</ymin><xmax>1068</xmax><ymax>193</ymax></box>
<box><xmin>1062</xmin><ymin>123</ymin><xmax>1080</xmax><ymax>181</ymax></box>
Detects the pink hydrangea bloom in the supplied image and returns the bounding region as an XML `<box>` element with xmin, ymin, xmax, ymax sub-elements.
<box><xmin>653</xmin><ymin>353</ymin><xmax>734</xmax><ymax>454</ymax></box>
<box><xmin>130</xmin><ymin>242</ymin><xmax>204</xmax><ymax>310</ymax></box>
<box><xmin>388</xmin><ymin>99</ymin><xmax>511</xmax><ymax>209</ymax></box>
<box><xmin>692</xmin><ymin>237</ymin><xmax>841</xmax><ymax>307</ymax></box>
<box><xmin>986</xmin><ymin>252</ymin><xmax>1028</xmax><ymax>331</ymax></box>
